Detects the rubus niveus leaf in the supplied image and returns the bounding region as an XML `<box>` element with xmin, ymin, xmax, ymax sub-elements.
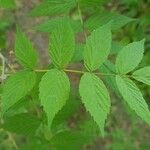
<box><xmin>2</xmin><ymin>113</ymin><xmax>41</xmax><ymax>136</ymax></box>
<box><xmin>116</xmin><ymin>39</ymin><xmax>145</xmax><ymax>74</ymax></box>
<box><xmin>116</xmin><ymin>75</ymin><xmax>150</xmax><ymax>124</ymax></box>
<box><xmin>49</xmin><ymin>19</ymin><xmax>75</xmax><ymax>68</ymax></box>
<box><xmin>132</xmin><ymin>66</ymin><xmax>150</xmax><ymax>85</ymax></box>
<box><xmin>84</xmin><ymin>22</ymin><xmax>111</xmax><ymax>71</ymax></box>
<box><xmin>2</xmin><ymin>71</ymin><xmax>36</xmax><ymax>113</ymax></box>
<box><xmin>79</xmin><ymin>73</ymin><xmax>110</xmax><ymax>135</ymax></box>
<box><xmin>15</xmin><ymin>27</ymin><xmax>38</xmax><ymax>69</ymax></box>
<box><xmin>30</xmin><ymin>0</ymin><xmax>76</xmax><ymax>16</ymax></box>
<box><xmin>39</xmin><ymin>69</ymin><xmax>70</xmax><ymax>128</ymax></box>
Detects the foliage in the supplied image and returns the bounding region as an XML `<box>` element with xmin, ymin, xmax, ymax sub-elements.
<box><xmin>0</xmin><ymin>0</ymin><xmax>150</xmax><ymax>149</ymax></box>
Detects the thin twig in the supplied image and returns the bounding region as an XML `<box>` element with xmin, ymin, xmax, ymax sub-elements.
<box><xmin>34</xmin><ymin>68</ymin><xmax>132</xmax><ymax>78</ymax></box>
<box><xmin>0</xmin><ymin>52</ymin><xmax>7</xmax><ymax>81</ymax></box>
<box><xmin>7</xmin><ymin>132</ymin><xmax>18</xmax><ymax>150</ymax></box>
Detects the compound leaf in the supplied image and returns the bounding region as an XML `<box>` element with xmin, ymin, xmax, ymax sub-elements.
<box><xmin>79</xmin><ymin>73</ymin><xmax>110</xmax><ymax>135</ymax></box>
<box><xmin>116</xmin><ymin>39</ymin><xmax>145</xmax><ymax>74</ymax></box>
<box><xmin>116</xmin><ymin>75</ymin><xmax>150</xmax><ymax>124</ymax></box>
<box><xmin>15</xmin><ymin>27</ymin><xmax>38</xmax><ymax>69</ymax></box>
<box><xmin>2</xmin><ymin>71</ymin><xmax>36</xmax><ymax>113</ymax></box>
<box><xmin>132</xmin><ymin>66</ymin><xmax>150</xmax><ymax>85</ymax></box>
<box><xmin>49</xmin><ymin>19</ymin><xmax>75</xmax><ymax>68</ymax></box>
<box><xmin>39</xmin><ymin>69</ymin><xmax>70</xmax><ymax>128</ymax></box>
<box><xmin>84</xmin><ymin>22</ymin><xmax>111</xmax><ymax>71</ymax></box>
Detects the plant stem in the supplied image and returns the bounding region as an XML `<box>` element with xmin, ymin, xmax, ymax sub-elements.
<box><xmin>34</xmin><ymin>69</ymin><xmax>49</xmax><ymax>73</ymax></box>
<box><xmin>64</xmin><ymin>69</ymin><xmax>84</xmax><ymax>74</ymax></box>
<box><xmin>35</xmin><ymin>69</ymin><xmax>117</xmax><ymax>76</ymax></box>
<box><xmin>6</xmin><ymin>67</ymin><xmax>132</xmax><ymax>78</ymax></box>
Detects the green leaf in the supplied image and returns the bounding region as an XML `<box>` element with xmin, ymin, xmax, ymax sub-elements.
<box><xmin>49</xmin><ymin>19</ymin><xmax>75</xmax><ymax>68</ymax></box>
<box><xmin>30</xmin><ymin>0</ymin><xmax>76</xmax><ymax>16</ymax></box>
<box><xmin>132</xmin><ymin>66</ymin><xmax>150</xmax><ymax>85</ymax></box>
<box><xmin>35</xmin><ymin>17</ymin><xmax>82</xmax><ymax>34</ymax></box>
<box><xmin>71</xmin><ymin>44</ymin><xmax>84</xmax><ymax>62</ymax></box>
<box><xmin>3</xmin><ymin>98</ymin><xmax>27</xmax><ymax>118</ymax></box>
<box><xmin>39</xmin><ymin>69</ymin><xmax>70</xmax><ymax>128</ymax></box>
<box><xmin>0</xmin><ymin>0</ymin><xmax>15</xmax><ymax>9</ymax></box>
<box><xmin>79</xmin><ymin>73</ymin><xmax>110</xmax><ymax>135</ymax></box>
<box><xmin>116</xmin><ymin>39</ymin><xmax>145</xmax><ymax>74</ymax></box>
<box><xmin>2</xmin><ymin>71</ymin><xmax>36</xmax><ymax>113</ymax></box>
<box><xmin>2</xmin><ymin>113</ymin><xmax>41</xmax><ymax>136</ymax></box>
<box><xmin>50</xmin><ymin>131</ymin><xmax>90</xmax><ymax>150</ymax></box>
<box><xmin>15</xmin><ymin>27</ymin><xmax>38</xmax><ymax>69</ymax></box>
<box><xmin>110</xmin><ymin>41</ymin><xmax>124</xmax><ymax>55</ymax></box>
<box><xmin>52</xmin><ymin>88</ymin><xmax>81</xmax><ymax>129</ymax></box>
<box><xmin>85</xmin><ymin>11</ymin><xmax>135</xmax><ymax>31</ymax></box>
<box><xmin>116</xmin><ymin>75</ymin><xmax>150</xmax><ymax>124</ymax></box>
<box><xmin>84</xmin><ymin>22</ymin><xmax>111</xmax><ymax>71</ymax></box>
